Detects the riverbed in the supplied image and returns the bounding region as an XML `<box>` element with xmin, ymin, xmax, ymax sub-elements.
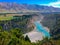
<box><xmin>24</xmin><ymin>21</ymin><xmax>50</xmax><ymax>42</ymax></box>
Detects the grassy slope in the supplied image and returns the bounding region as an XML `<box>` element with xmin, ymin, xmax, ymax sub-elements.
<box><xmin>0</xmin><ymin>16</ymin><xmax>13</xmax><ymax>20</ymax></box>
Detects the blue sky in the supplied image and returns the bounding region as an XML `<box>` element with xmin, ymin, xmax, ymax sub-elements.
<box><xmin>0</xmin><ymin>0</ymin><xmax>60</xmax><ymax>8</ymax></box>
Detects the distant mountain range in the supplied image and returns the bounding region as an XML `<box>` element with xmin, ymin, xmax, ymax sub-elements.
<box><xmin>0</xmin><ymin>2</ymin><xmax>60</xmax><ymax>13</ymax></box>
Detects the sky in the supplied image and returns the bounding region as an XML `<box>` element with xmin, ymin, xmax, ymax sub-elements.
<box><xmin>0</xmin><ymin>0</ymin><xmax>60</xmax><ymax>8</ymax></box>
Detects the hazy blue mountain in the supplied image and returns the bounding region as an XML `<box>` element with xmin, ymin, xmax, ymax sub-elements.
<box><xmin>0</xmin><ymin>2</ymin><xmax>60</xmax><ymax>12</ymax></box>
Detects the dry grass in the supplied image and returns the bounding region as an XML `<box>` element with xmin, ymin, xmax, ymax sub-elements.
<box><xmin>0</xmin><ymin>15</ymin><xmax>13</xmax><ymax>20</ymax></box>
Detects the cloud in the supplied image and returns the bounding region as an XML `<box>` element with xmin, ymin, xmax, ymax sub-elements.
<box><xmin>40</xmin><ymin>1</ymin><xmax>60</xmax><ymax>8</ymax></box>
<box><xmin>48</xmin><ymin>1</ymin><xmax>60</xmax><ymax>8</ymax></box>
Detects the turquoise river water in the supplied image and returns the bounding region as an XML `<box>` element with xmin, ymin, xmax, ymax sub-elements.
<box><xmin>34</xmin><ymin>21</ymin><xmax>50</xmax><ymax>38</ymax></box>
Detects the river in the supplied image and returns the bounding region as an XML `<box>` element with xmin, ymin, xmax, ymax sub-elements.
<box><xmin>24</xmin><ymin>21</ymin><xmax>50</xmax><ymax>42</ymax></box>
<box><xmin>34</xmin><ymin>21</ymin><xmax>50</xmax><ymax>38</ymax></box>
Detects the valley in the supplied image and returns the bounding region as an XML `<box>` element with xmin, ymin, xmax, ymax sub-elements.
<box><xmin>0</xmin><ymin>2</ymin><xmax>60</xmax><ymax>45</ymax></box>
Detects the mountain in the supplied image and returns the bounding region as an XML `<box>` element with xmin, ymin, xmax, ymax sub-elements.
<box><xmin>0</xmin><ymin>2</ymin><xmax>60</xmax><ymax>13</ymax></box>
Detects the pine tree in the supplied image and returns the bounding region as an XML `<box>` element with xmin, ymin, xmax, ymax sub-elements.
<box><xmin>25</xmin><ymin>35</ymin><xmax>31</xmax><ymax>42</ymax></box>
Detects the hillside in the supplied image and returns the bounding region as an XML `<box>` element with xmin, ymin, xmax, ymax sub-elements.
<box><xmin>0</xmin><ymin>2</ymin><xmax>60</xmax><ymax>13</ymax></box>
<box><xmin>0</xmin><ymin>2</ymin><xmax>60</xmax><ymax>45</ymax></box>
<box><xmin>41</xmin><ymin>14</ymin><xmax>60</xmax><ymax>39</ymax></box>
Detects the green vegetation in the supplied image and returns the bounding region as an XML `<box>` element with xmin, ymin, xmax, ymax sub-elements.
<box><xmin>0</xmin><ymin>15</ymin><xmax>34</xmax><ymax>33</ymax></box>
<box><xmin>25</xmin><ymin>35</ymin><xmax>31</xmax><ymax>42</ymax></box>
<box><xmin>0</xmin><ymin>14</ymin><xmax>60</xmax><ymax>45</ymax></box>
<box><xmin>0</xmin><ymin>28</ymin><xmax>31</xmax><ymax>45</ymax></box>
<box><xmin>0</xmin><ymin>16</ymin><xmax>13</xmax><ymax>20</ymax></box>
<box><xmin>0</xmin><ymin>28</ymin><xmax>60</xmax><ymax>45</ymax></box>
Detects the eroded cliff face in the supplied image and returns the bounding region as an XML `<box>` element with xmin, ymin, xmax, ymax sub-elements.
<box><xmin>0</xmin><ymin>15</ymin><xmax>36</xmax><ymax>33</ymax></box>
<box><xmin>41</xmin><ymin>14</ymin><xmax>60</xmax><ymax>39</ymax></box>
